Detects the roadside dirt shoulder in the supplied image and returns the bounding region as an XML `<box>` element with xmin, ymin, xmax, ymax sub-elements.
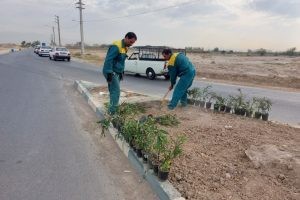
<box><xmin>71</xmin><ymin>49</ymin><xmax>300</xmax><ymax>90</ymax></box>
<box><xmin>190</xmin><ymin>53</ymin><xmax>300</xmax><ymax>90</ymax></box>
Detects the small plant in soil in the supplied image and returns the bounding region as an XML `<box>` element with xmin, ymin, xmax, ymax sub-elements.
<box><xmin>205</xmin><ymin>91</ymin><xmax>217</xmax><ymax>109</ymax></box>
<box><xmin>152</xmin><ymin>129</ymin><xmax>168</xmax><ymax>159</ymax></box>
<box><xmin>245</xmin><ymin>98</ymin><xmax>255</xmax><ymax>117</ymax></box>
<box><xmin>159</xmin><ymin>135</ymin><xmax>186</xmax><ymax>181</ymax></box>
<box><xmin>98</xmin><ymin>102</ymin><xmax>146</xmax><ymax>138</ymax></box>
<box><xmin>122</xmin><ymin>119</ymin><xmax>140</xmax><ymax>145</ymax></box>
<box><xmin>97</xmin><ymin>118</ymin><xmax>110</xmax><ymax>136</ymax></box>
<box><xmin>155</xmin><ymin>114</ymin><xmax>179</xmax><ymax>126</ymax></box>
<box><xmin>187</xmin><ymin>87</ymin><xmax>200</xmax><ymax>105</ymax></box>
<box><xmin>214</xmin><ymin>95</ymin><xmax>227</xmax><ymax>112</ymax></box>
<box><xmin>254</xmin><ymin>97</ymin><xmax>272</xmax><ymax>121</ymax></box>
<box><xmin>231</xmin><ymin>88</ymin><xmax>247</xmax><ymax>115</ymax></box>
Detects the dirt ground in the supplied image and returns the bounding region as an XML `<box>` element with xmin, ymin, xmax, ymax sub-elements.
<box><xmin>71</xmin><ymin>48</ymin><xmax>300</xmax><ymax>91</ymax></box>
<box><xmin>189</xmin><ymin>53</ymin><xmax>300</xmax><ymax>90</ymax></box>
<box><xmin>87</xmin><ymin>85</ymin><xmax>299</xmax><ymax>200</ymax></box>
<box><xmin>0</xmin><ymin>44</ymin><xmax>21</xmax><ymax>55</ymax></box>
<box><xmin>140</xmin><ymin>101</ymin><xmax>300</xmax><ymax>200</ymax></box>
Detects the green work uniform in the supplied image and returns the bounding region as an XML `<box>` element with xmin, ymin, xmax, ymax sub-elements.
<box><xmin>167</xmin><ymin>53</ymin><xmax>196</xmax><ymax>110</ymax></box>
<box><xmin>102</xmin><ymin>39</ymin><xmax>128</xmax><ymax>114</ymax></box>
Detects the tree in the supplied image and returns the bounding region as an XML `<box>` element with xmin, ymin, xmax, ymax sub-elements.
<box><xmin>247</xmin><ymin>49</ymin><xmax>252</xmax><ymax>56</ymax></box>
<box><xmin>256</xmin><ymin>48</ymin><xmax>267</xmax><ymax>56</ymax></box>
<box><xmin>25</xmin><ymin>42</ymin><xmax>31</xmax><ymax>47</ymax></box>
<box><xmin>21</xmin><ymin>41</ymin><xmax>26</xmax><ymax>47</ymax></box>
<box><xmin>286</xmin><ymin>47</ymin><xmax>296</xmax><ymax>56</ymax></box>
<box><xmin>31</xmin><ymin>41</ymin><xmax>40</xmax><ymax>47</ymax></box>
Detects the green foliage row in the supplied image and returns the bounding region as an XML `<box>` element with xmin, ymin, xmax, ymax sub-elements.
<box><xmin>98</xmin><ymin>102</ymin><xmax>186</xmax><ymax>172</ymax></box>
<box><xmin>188</xmin><ymin>87</ymin><xmax>272</xmax><ymax>113</ymax></box>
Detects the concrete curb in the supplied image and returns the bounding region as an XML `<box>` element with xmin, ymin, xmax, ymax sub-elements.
<box><xmin>74</xmin><ymin>80</ymin><xmax>184</xmax><ymax>200</ymax></box>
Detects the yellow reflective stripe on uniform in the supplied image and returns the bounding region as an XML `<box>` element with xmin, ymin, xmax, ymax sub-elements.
<box><xmin>113</xmin><ymin>40</ymin><xmax>128</xmax><ymax>54</ymax></box>
<box><xmin>168</xmin><ymin>53</ymin><xmax>179</xmax><ymax>67</ymax></box>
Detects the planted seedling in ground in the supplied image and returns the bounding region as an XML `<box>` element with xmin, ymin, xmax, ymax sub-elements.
<box><xmin>158</xmin><ymin>135</ymin><xmax>186</xmax><ymax>181</ymax></box>
<box><xmin>231</xmin><ymin>88</ymin><xmax>247</xmax><ymax>116</ymax></box>
<box><xmin>254</xmin><ymin>97</ymin><xmax>272</xmax><ymax>121</ymax></box>
<box><xmin>155</xmin><ymin>114</ymin><xmax>179</xmax><ymax>126</ymax></box>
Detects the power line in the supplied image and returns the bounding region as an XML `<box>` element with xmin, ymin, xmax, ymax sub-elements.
<box><xmin>82</xmin><ymin>0</ymin><xmax>201</xmax><ymax>23</ymax></box>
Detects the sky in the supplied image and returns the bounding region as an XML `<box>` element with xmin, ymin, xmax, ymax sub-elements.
<box><xmin>0</xmin><ymin>0</ymin><xmax>299</xmax><ymax>51</ymax></box>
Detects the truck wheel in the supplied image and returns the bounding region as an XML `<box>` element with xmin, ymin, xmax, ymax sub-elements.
<box><xmin>146</xmin><ymin>68</ymin><xmax>156</xmax><ymax>80</ymax></box>
<box><xmin>67</xmin><ymin>58</ymin><xmax>70</xmax><ymax>62</ymax></box>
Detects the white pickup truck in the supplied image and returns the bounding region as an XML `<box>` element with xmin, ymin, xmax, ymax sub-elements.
<box><xmin>125</xmin><ymin>50</ymin><xmax>168</xmax><ymax>80</ymax></box>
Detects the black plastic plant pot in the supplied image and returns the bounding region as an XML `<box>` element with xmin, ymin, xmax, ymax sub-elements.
<box><xmin>142</xmin><ymin>153</ymin><xmax>148</xmax><ymax>163</ymax></box>
<box><xmin>132</xmin><ymin>145</ymin><xmax>137</xmax><ymax>152</ymax></box>
<box><xmin>206</xmin><ymin>102</ymin><xmax>212</xmax><ymax>109</ymax></box>
<box><xmin>240</xmin><ymin>108</ymin><xmax>246</xmax><ymax>116</ymax></box>
<box><xmin>194</xmin><ymin>100</ymin><xmax>200</xmax><ymax>106</ymax></box>
<box><xmin>262</xmin><ymin>113</ymin><xmax>269</xmax><ymax>121</ymax></box>
<box><xmin>129</xmin><ymin>140</ymin><xmax>134</xmax><ymax>148</ymax></box>
<box><xmin>158</xmin><ymin>169</ymin><xmax>169</xmax><ymax>181</ymax></box>
<box><xmin>213</xmin><ymin>104</ymin><xmax>220</xmax><ymax>112</ymax></box>
<box><xmin>220</xmin><ymin>105</ymin><xmax>226</xmax><ymax>112</ymax></box>
<box><xmin>234</xmin><ymin>108</ymin><xmax>240</xmax><ymax>115</ymax></box>
<box><xmin>254</xmin><ymin>111</ymin><xmax>262</xmax><ymax>119</ymax></box>
<box><xmin>112</xmin><ymin>120</ymin><xmax>117</xmax><ymax>128</ymax></box>
<box><xmin>200</xmin><ymin>101</ymin><xmax>205</xmax><ymax>108</ymax></box>
<box><xmin>190</xmin><ymin>99</ymin><xmax>196</xmax><ymax>105</ymax></box>
<box><xmin>246</xmin><ymin>110</ymin><xmax>253</xmax><ymax>118</ymax></box>
<box><xmin>136</xmin><ymin>149</ymin><xmax>143</xmax><ymax>158</ymax></box>
<box><xmin>187</xmin><ymin>98</ymin><xmax>192</xmax><ymax>105</ymax></box>
<box><xmin>225</xmin><ymin>106</ymin><xmax>231</xmax><ymax>113</ymax></box>
<box><xmin>153</xmin><ymin>164</ymin><xmax>159</xmax><ymax>176</ymax></box>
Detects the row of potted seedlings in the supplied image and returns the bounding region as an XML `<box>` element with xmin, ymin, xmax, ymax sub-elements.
<box><xmin>187</xmin><ymin>87</ymin><xmax>272</xmax><ymax>121</ymax></box>
<box><xmin>99</xmin><ymin>102</ymin><xmax>185</xmax><ymax>181</ymax></box>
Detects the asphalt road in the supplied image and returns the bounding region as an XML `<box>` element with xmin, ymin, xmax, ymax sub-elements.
<box><xmin>0</xmin><ymin>50</ymin><xmax>158</xmax><ymax>200</ymax></box>
<box><xmin>0</xmin><ymin>49</ymin><xmax>299</xmax><ymax>199</ymax></box>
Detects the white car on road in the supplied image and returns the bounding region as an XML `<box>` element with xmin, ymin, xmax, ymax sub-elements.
<box><xmin>124</xmin><ymin>46</ymin><xmax>185</xmax><ymax>80</ymax></box>
<box><xmin>38</xmin><ymin>46</ymin><xmax>52</xmax><ymax>57</ymax></box>
<box><xmin>125</xmin><ymin>51</ymin><xmax>168</xmax><ymax>80</ymax></box>
<box><xmin>49</xmin><ymin>47</ymin><xmax>71</xmax><ymax>61</ymax></box>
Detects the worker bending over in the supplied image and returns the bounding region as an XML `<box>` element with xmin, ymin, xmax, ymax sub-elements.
<box><xmin>162</xmin><ymin>48</ymin><xmax>196</xmax><ymax>110</ymax></box>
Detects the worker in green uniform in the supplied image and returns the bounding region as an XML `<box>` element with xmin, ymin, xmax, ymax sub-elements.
<box><xmin>162</xmin><ymin>48</ymin><xmax>196</xmax><ymax>110</ymax></box>
<box><xmin>102</xmin><ymin>32</ymin><xmax>137</xmax><ymax>114</ymax></box>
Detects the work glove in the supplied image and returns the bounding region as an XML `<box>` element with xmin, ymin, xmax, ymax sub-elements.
<box><xmin>106</xmin><ymin>73</ymin><xmax>113</xmax><ymax>83</ymax></box>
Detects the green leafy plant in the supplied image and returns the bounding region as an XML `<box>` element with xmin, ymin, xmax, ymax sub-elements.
<box><xmin>155</xmin><ymin>114</ymin><xmax>179</xmax><ymax>126</ymax></box>
<box><xmin>152</xmin><ymin>129</ymin><xmax>168</xmax><ymax>163</ymax></box>
<box><xmin>97</xmin><ymin>118</ymin><xmax>110</xmax><ymax>137</ymax></box>
<box><xmin>187</xmin><ymin>87</ymin><xmax>200</xmax><ymax>100</ymax></box>
<box><xmin>99</xmin><ymin>102</ymin><xmax>145</xmax><ymax>138</ymax></box>
<box><xmin>160</xmin><ymin>135</ymin><xmax>186</xmax><ymax>172</ymax></box>
<box><xmin>255</xmin><ymin>97</ymin><xmax>272</xmax><ymax>113</ymax></box>
<box><xmin>201</xmin><ymin>85</ymin><xmax>212</xmax><ymax>101</ymax></box>
<box><xmin>231</xmin><ymin>88</ymin><xmax>247</xmax><ymax>112</ymax></box>
<box><xmin>122</xmin><ymin>119</ymin><xmax>140</xmax><ymax>144</ymax></box>
<box><xmin>215</xmin><ymin>95</ymin><xmax>227</xmax><ymax>106</ymax></box>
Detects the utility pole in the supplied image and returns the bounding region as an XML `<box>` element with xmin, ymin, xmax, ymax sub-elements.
<box><xmin>52</xmin><ymin>26</ymin><xmax>56</xmax><ymax>46</ymax></box>
<box><xmin>76</xmin><ymin>0</ymin><xmax>85</xmax><ymax>54</ymax></box>
<box><xmin>55</xmin><ymin>15</ymin><xmax>61</xmax><ymax>46</ymax></box>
